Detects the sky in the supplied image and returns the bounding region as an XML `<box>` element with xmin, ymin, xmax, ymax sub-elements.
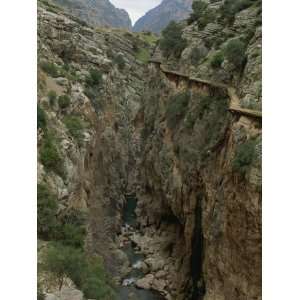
<box><xmin>110</xmin><ymin>0</ymin><xmax>162</xmax><ymax>24</ymax></box>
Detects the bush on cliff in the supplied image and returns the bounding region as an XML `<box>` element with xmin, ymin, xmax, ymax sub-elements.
<box><xmin>224</xmin><ymin>39</ymin><xmax>246</xmax><ymax>69</ymax></box>
<box><xmin>188</xmin><ymin>0</ymin><xmax>208</xmax><ymax>24</ymax></box>
<box><xmin>42</xmin><ymin>243</ymin><xmax>115</xmax><ymax>299</ymax></box>
<box><xmin>188</xmin><ymin>0</ymin><xmax>216</xmax><ymax>29</ymax></box>
<box><xmin>166</xmin><ymin>91</ymin><xmax>191</xmax><ymax>129</ymax></box>
<box><xmin>42</xmin><ymin>243</ymin><xmax>85</xmax><ymax>290</ymax></box>
<box><xmin>63</xmin><ymin>115</ymin><xmax>85</xmax><ymax>144</ymax></box>
<box><xmin>85</xmin><ymin>69</ymin><xmax>103</xmax><ymax>87</ymax></box>
<box><xmin>232</xmin><ymin>139</ymin><xmax>257</xmax><ymax>175</ymax></box>
<box><xmin>114</xmin><ymin>54</ymin><xmax>126</xmax><ymax>70</ymax></box>
<box><xmin>37</xmin><ymin>105</ymin><xmax>47</xmax><ymax>130</ymax></box>
<box><xmin>190</xmin><ymin>47</ymin><xmax>203</xmax><ymax>64</ymax></box>
<box><xmin>40</xmin><ymin>62</ymin><xmax>60</xmax><ymax>78</ymax></box>
<box><xmin>221</xmin><ymin>0</ymin><xmax>256</xmax><ymax>24</ymax></box>
<box><xmin>40</xmin><ymin>133</ymin><xmax>65</xmax><ymax>177</ymax></box>
<box><xmin>58</xmin><ymin>95</ymin><xmax>71</xmax><ymax>110</ymax></box>
<box><xmin>210</xmin><ymin>51</ymin><xmax>224</xmax><ymax>68</ymax></box>
<box><xmin>160</xmin><ymin>21</ymin><xmax>187</xmax><ymax>59</ymax></box>
<box><xmin>37</xmin><ymin>184</ymin><xmax>58</xmax><ymax>240</ymax></box>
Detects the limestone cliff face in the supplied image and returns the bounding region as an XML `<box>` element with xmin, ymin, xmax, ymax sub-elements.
<box><xmin>134</xmin><ymin>1</ymin><xmax>262</xmax><ymax>300</ymax></box>
<box><xmin>51</xmin><ymin>0</ymin><xmax>132</xmax><ymax>29</ymax></box>
<box><xmin>136</xmin><ymin>66</ymin><xmax>261</xmax><ymax>299</ymax></box>
<box><xmin>37</xmin><ymin>0</ymin><xmax>151</xmax><ymax>285</ymax></box>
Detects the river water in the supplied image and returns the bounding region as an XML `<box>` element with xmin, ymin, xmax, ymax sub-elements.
<box><xmin>116</xmin><ymin>196</ymin><xmax>164</xmax><ymax>300</ymax></box>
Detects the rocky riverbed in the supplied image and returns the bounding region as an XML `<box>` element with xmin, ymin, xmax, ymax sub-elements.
<box><xmin>116</xmin><ymin>196</ymin><xmax>167</xmax><ymax>300</ymax></box>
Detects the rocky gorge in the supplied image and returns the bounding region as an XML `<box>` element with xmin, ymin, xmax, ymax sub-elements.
<box><xmin>37</xmin><ymin>1</ymin><xmax>262</xmax><ymax>300</ymax></box>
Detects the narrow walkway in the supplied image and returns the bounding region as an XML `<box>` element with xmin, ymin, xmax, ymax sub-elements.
<box><xmin>149</xmin><ymin>59</ymin><xmax>262</xmax><ymax>119</ymax></box>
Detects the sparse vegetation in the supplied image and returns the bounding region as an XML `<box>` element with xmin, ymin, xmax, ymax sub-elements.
<box><xmin>160</xmin><ymin>21</ymin><xmax>187</xmax><ymax>58</ymax></box>
<box><xmin>63</xmin><ymin>115</ymin><xmax>85</xmax><ymax>144</ymax></box>
<box><xmin>40</xmin><ymin>133</ymin><xmax>64</xmax><ymax>177</ymax></box>
<box><xmin>42</xmin><ymin>243</ymin><xmax>115</xmax><ymax>299</ymax></box>
<box><xmin>40</xmin><ymin>62</ymin><xmax>60</xmax><ymax>78</ymax></box>
<box><xmin>114</xmin><ymin>54</ymin><xmax>126</xmax><ymax>70</ymax></box>
<box><xmin>210</xmin><ymin>51</ymin><xmax>224</xmax><ymax>68</ymax></box>
<box><xmin>190</xmin><ymin>47</ymin><xmax>203</xmax><ymax>65</ymax></box>
<box><xmin>232</xmin><ymin>139</ymin><xmax>257</xmax><ymax>175</ymax></box>
<box><xmin>37</xmin><ymin>184</ymin><xmax>58</xmax><ymax>240</ymax></box>
<box><xmin>188</xmin><ymin>0</ymin><xmax>208</xmax><ymax>23</ymax></box>
<box><xmin>85</xmin><ymin>69</ymin><xmax>103</xmax><ymax>87</ymax></box>
<box><xmin>224</xmin><ymin>39</ymin><xmax>246</xmax><ymax>68</ymax></box>
<box><xmin>136</xmin><ymin>48</ymin><xmax>151</xmax><ymax>64</ymax></box>
<box><xmin>58</xmin><ymin>95</ymin><xmax>71</xmax><ymax>109</ymax></box>
<box><xmin>188</xmin><ymin>0</ymin><xmax>216</xmax><ymax>29</ymax></box>
<box><xmin>166</xmin><ymin>91</ymin><xmax>191</xmax><ymax>129</ymax></box>
<box><xmin>221</xmin><ymin>0</ymin><xmax>256</xmax><ymax>24</ymax></box>
<box><xmin>37</xmin><ymin>105</ymin><xmax>47</xmax><ymax>130</ymax></box>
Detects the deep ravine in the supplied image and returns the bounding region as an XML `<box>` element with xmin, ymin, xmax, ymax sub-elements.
<box><xmin>117</xmin><ymin>196</ymin><xmax>164</xmax><ymax>300</ymax></box>
<box><xmin>37</xmin><ymin>1</ymin><xmax>261</xmax><ymax>300</ymax></box>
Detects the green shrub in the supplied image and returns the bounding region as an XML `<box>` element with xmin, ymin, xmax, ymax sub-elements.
<box><xmin>40</xmin><ymin>133</ymin><xmax>64</xmax><ymax>177</ymax></box>
<box><xmin>224</xmin><ymin>39</ymin><xmax>246</xmax><ymax>68</ymax></box>
<box><xmin>37</xmin><ymin>184</ymin><xmax>58</xmax><ymax>240</ymax></box>
<box><xmin>37</xmin><ymin>105</ymin><xmax>47</xmax><ymax>130</ymax></box>
<box><xmin>58</xmin><ymin>223</ymin><xmax>86</xmax><ymax>249</ymax></box>
<box><xmin>188</xmin><ymin>0</ymin><xmax>215</xmax><ymax>29</ymax></box>
<box><xmin>42</xmin><ymin>243</ymin><xmax>115</xmax><ymax>299</ymax></box>
<box><xmin>188</xmin><ymin>0</ymin><xmax>208</xmax><ymax>24</ymax></box>
<box><xmin>210</xmin><ymin>51</ymin><xmax>224</xmax><ymax>68</ymax></box>
<box><xmin>58</xmin><ymin>95</ymin><xmax>71</xmax><ymax>109</ymax></box>
<box><xmin>221</xmin><ymin>0</ymin><xmax>255</xmax><ymax>24</ymax></box>
<box><xmin>166</xmin><ymin>91</ymin><xmax>191</xmax><ymax>129</ymax></box>
<box><xmin>42</xmin><ymin>243</ymin><xmax>86</xmax><ymax>290</ymax></box>
<box><xmin>190</xmin><ymin>47</ymin><xmax>202</xmax><ymax>65</ymax></box>
<box><xmin>40</xmin><ymin>62</ymin><xmax>59</xmax><ymax>78</ymax></box>
<box><xmin>85</xmin><ymin>69</ymin><xmax>103</xmax><ymax>87</ymax></box>
<box><xmin>232</xmin><ymin>139</ymin><xmax>257</xmax><ymax>175</ymax></box>
<box><xmin>63</xmin><ymin>115</ymin><xmax>84</xmax><ymax>144</ymax></box>
<box><xmin>136</xmin><ymin>48</ymin><xmax>151</xmax><ymax>64</ymax></box>
<box><xmin>48</xmin><ymin>90</ymin><xmax>57</xmax><ymax>106</ymax></box>
<box><xmin>114</xmin><ymin>54</ymin><xmax>126</xmax><ymax>70</ymax></box>
<box><xmin>160</xmin><ymin>21</ymin><xmax>187</xmax><ymax>58</ymax></box>
<box><xmin>54</xmin><ymin>208</ymin><xmax>87</xmax><ymax>249</ymax></box>
<box><xmin>82</xmin><ymin>256</ymin><xmax>115</xmax><ymax>300</ymax></box>
<box><xmin>197</xmin><ymin>10</ymin><xmax>216</xmax><ymax>30</ymax></box>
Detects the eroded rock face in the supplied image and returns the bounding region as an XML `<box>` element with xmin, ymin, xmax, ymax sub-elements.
<box><xmin>37</xmin><ymin>0</ymin><xmax>150</xmax><ymax>286</ymax></box>
<box><xmin>135</xmin><ymin>63</ymin><xmax>261</xmax><ymax>300</ymax></box>
<box><xmin>52</xmin><ymin>0</ymin><xmax>132</xmax><ymax>29</ymax></box>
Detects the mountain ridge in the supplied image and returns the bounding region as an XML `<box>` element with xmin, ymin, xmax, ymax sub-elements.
<box><xmin>133</xmin><ymin>0</ymin><xmax>193</xmax><ymax>33</ymax></box>
<box><xmin>52</xmin><ymin>0</ymin><xmax>132</xmax><ymax>29</ymax></box>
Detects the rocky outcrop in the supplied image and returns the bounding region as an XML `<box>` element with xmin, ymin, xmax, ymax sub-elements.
<box><xmin>133</xmin><ymin>0</ymin><xmax>193</xmax><ymax>34</ymax></box>
<box><xmin>50</xmin><ymin>0</ymin><xmax>132</xmax><ymax>29</ymax></box>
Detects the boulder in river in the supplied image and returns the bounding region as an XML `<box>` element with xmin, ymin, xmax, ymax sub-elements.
<box><xmin>135</xmin><ymin>274</ymin><xmax>154</xmax><ymax>290</ymax></box>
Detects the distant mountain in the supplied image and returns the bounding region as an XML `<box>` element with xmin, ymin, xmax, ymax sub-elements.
<box><xmin>52</xmin><ymin>0</ymin><xmax>132</xmax><ymax>29</ymax></box>
<box><xmin>133</xmin><ymin>0</ymin><xmax>193</xmax><ymax>34</ymax></box>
